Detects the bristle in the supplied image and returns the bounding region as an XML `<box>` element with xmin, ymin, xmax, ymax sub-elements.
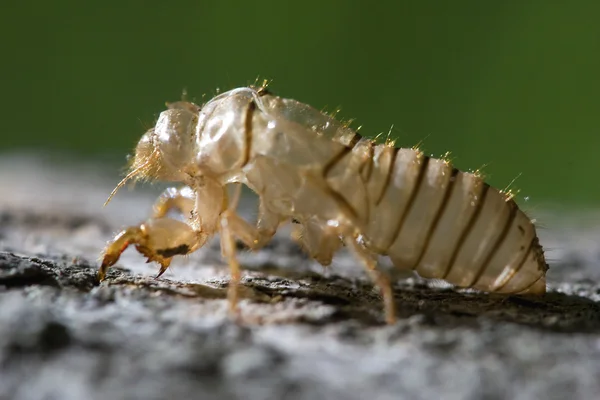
<box><xmin>341</xmin><ymin>118</ymin><xmax>355</xmax><ymax>129</ymax></box>
<box><xmin>250</xmin><ymin>77</ymin><xmax>272</xmax><ymax>95</ymax></box>
<box><xmin>412</xmin><ymin>147</ymin><xmax>424</xmax><ymax>158</ymax></box>
<box><xmin>325</xmin><ymin>107</ymin><xmax>342</xmax><ymax>119</ymax></box>
<box><xmin>471</xmin><ymin>164</ymin><xmax>489</xmax><ymax>180</ymax></box>
<box><xmin>386</xmin><ymin>124</ymin><xmax>395</xmax><ymax>145</ymax></box>
<box><xmin>103</xmin><ymin>149</ymin><xmax>159</xmax><ymax>206</ymax></box>
<box><xmin>373</xmin><ymin>131</ymin><xmax>385</xmax><ymax>143</ymax></box>
<box><xmin>411</xmin><ymin>134</ymin><xmax>430</xmax><ymax>153</ymax></box>
<box><xmin>500</xmin><ymin>189</ymin><xmax>519</xmax><ymax>202</ymax></box>
<box><xmin>440</xmin><ymin>151</ymin><xmax>453</xmax><ymax>164</ymax></box>
<box><xmin>502</xmin><ymin>172</ymin><xmax>522</xmax><ymax>194</ymax></box>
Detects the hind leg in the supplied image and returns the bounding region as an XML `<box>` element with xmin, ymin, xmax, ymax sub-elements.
<box><xmin>344</xmin><ymin>236</ymin><xmax>396</xmax><ymax>324</ymax></box>
<box><xmin>292</xmin><ymin>222</ymin><xmax>396</xmax><ymax>324</ymax></box>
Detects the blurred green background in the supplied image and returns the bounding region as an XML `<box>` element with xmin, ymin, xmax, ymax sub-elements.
<box><xmin>2</xmin><ymin>1</ymin><xmax>599</xmax><ymax>205</ymax></box>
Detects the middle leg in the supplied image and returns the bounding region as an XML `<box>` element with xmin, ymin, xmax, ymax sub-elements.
<box><xmin>219</xmin><ymin>196</ymin><xmax>283</xmax><ymax>314</ymax></box>
<box><xmin>291</xmin><ymin>217</ymin><xmax>343</xmax><ymax>266</ymax></box>
<box><xmin>152</xmin><ymin>186</ymin><xmax>196</xmax><ymax>219</ymax></box>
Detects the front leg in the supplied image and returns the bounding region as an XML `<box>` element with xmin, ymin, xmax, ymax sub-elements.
<box><xmin>99</xmin><ymin>218</ymin><xmax>207</xmax><ymax>280</ymax></box>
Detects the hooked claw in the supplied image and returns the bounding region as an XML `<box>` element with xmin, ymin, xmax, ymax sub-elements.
<box><xmin>154</xmin><ymin>258</ymin><xmax>172</xmax><ymax>279</ymax></box>
<box><xmin>98</xmin><ymin>255</ymin><xmax>119</xmax><ymax>281</ymax></box>
<box><xmin>98</xmin><ymin>227</ymin><xmax>143</xmax><ymax>281</ymax></box>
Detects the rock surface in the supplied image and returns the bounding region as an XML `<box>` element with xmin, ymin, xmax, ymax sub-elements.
<box><xmin>1</xmin><ymin>155</ymin><xmax>599</xmax><ymax>400</ymax></box>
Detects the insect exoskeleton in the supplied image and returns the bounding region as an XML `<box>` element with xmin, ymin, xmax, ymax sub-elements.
<box><xmin>99</xmin><ymin>82</ymin><xmax>548</xmax><ymax>324</ymax></box>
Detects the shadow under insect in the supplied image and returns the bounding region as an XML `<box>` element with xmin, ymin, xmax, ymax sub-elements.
<box><xmin>100</xmin><ymin>258</ymin><xmax>600</xmax><ymax>333</ymax></box>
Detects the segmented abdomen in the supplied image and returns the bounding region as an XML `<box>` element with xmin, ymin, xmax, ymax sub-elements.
<box><xmin>328</xmin><ymin>137</ymin><xmax>548</xmax><ymax>295</ymax></box>
<box><xmin>243</xmin><ymin>89</ymin><xmax>547</xmax><ymax>294</ymax></box>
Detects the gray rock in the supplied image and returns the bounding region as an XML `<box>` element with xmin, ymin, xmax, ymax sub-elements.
<box><xmin>0</xmin><ymin>155</ymin><xmax>599</xmax><ymax>400</ymax></box>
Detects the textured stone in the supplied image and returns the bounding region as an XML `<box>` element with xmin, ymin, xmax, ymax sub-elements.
<box><xmin>0</xmin><ymin>155</ymin><xmax>599</xmax><ymax>400</ymax></box>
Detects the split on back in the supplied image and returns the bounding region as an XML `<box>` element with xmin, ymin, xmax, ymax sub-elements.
<box><xmin>99</xmin><ymin>83</ymin><xmax>548</xmax><ymax>324</ymax></box>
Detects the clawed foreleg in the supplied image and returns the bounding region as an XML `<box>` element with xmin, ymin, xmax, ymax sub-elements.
<box><xmin>99</xmin><ymin>218</ymin><xmax>206</xmax><ymax>280</ymax></box>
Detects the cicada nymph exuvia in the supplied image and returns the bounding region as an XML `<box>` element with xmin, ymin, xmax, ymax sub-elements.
<box><xmin>99</xmin><ymin>83</ymin><xmax>548</xmax><ymax>324</ymax></box>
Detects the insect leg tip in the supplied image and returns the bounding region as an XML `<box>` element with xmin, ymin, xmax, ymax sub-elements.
<box><xmin>98</xmin><ymin>248</ymin><xmax>124</xmax><ymax>281</ymax></box>
<box><xmin>97</xmin><ymin>266</ymin><xmax>107</xmax><ymax>282</ymax></box>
